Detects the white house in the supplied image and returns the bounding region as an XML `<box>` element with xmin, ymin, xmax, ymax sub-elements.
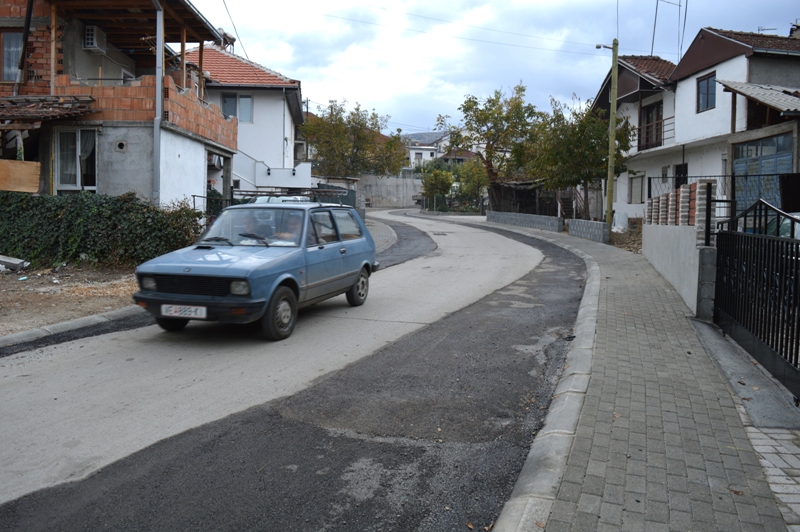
<box><xmin>187</xmin><ymin>44</ymin><xmax>310</xmax><ymax>195</ymax></box>
<box><xmin>593</xmin><ymin>24</ymin><xmax>800</xmax><ymax>221</ymax></box>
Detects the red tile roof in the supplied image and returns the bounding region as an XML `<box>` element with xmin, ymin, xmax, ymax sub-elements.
<box><xmin>708</xmin><ymin>28</ymin><xmax>800</xmax><ymax>53</ymax></box>
<box><xmin>619</xmin><ymin>56</ymin><xmax>676</xmax><ymax>83</ymax></box>
<box><xmin>185</xmin><ymin>45</ymin><xmax>298</xmax><ymax>87</ymax></box>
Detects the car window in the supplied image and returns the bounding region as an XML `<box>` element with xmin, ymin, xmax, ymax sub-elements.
<box><xmin>200</xmin><ymin>207</ymin><xmax>303</xmax><ymax>247</ymax></box>
<box><xmin>309</xmin><ymin>211</ymin><xmax>339</xmax><ymax>243</ymax></box>
<box><xmin>332</xmin><ymin>210</ymin><xmax>363</xmax><ymax>241</ymax></box>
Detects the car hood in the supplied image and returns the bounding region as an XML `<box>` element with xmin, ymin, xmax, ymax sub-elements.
<box><xmin>136</xmin><ymin>244</ymin><xmax>297</xmax><ymax>277</ymax></box>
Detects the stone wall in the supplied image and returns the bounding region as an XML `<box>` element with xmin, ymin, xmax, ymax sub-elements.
<box><xmin>487</xmin><ymin>211</ymin><xmax>563</xmax><ymax>233</ymax></box>
<box><xmin>567</xmin><ymin>219</ymin><xmax>609</xmax><ymax>243</ymax></box>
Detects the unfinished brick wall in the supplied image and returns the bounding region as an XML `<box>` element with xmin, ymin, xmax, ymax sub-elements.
<box><xmin>0</xmin><ymin>0</ymin><xmax>61</xmax><ymax>97</ymax></box>
<box><xmin>52</xmin><ymin>75</ymin><xmax>237</xmax><ymax>151</ymax></box>
<box><xmin>163</xmin><ymin>76</ymin><xmax>237</xmax><ymax>151</ymax></box>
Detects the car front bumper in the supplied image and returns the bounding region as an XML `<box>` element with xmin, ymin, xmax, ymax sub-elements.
<box><xmin>133</xmin><ymin>292</ymin><xmax>267</xmax><ymax>324</ymax></box>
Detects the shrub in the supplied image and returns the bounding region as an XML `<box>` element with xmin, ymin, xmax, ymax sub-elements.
<box><xmin>0</xmin><ymin>191</ymin><xmax>203</xmax><ymax>268</ymax></box>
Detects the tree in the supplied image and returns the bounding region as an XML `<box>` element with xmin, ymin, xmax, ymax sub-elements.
<box><xmin>456</xmin><ymin>159</ymin><xmax>488</xmax><ymax>211</ymax></box>
<box><xmin>301</xmin><ymin>101</ymin><xmax>406</xmax><ymax>178</ymax></box>
<box><xmin>436</xmin><ymin>85</ymin><xmax>537</xmax><ymax>210</ymax></box>
<box><xmin>420</xmin><ymin>168</ymin><xmax>454</xmax><ymax>211</ymax></box>
<box><xmin>519</xmin><ymin>96</ymin><xmax>634</xmax><ymax>219</ymax></box>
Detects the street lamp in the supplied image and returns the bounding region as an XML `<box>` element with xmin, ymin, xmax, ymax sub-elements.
<box><xmin>597</xmin><ymin>39</ymin><xmax>619</xmax><ymax>236</ymax></box>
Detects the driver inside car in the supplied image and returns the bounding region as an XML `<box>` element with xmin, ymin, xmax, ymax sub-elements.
<box><xmin>273</xmin><ymin>213</ymin><xmax>303</xmax><ymax>243</ymax></box>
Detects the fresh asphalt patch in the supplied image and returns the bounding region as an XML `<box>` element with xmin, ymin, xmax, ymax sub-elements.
<box><xmin>0</xmin><ymin>226</ymin><xmax>585</xmax><ymax>531</ymax></box>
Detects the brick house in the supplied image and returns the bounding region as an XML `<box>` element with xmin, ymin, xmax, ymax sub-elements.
<box><xmin>185</xmin><ymin>44</ymin><xmax>310</xmax><ymax>194</ymax></box>
<box><xmin>0</xmin><ymin>0</ymin><xmax>237</xmax><ymax>209</ymax></box>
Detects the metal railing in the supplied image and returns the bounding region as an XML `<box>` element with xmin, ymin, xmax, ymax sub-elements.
<box><xmin>635</xmin><ymin>116</ymin><xmax>675</xmax><ymax>151</ymax></box>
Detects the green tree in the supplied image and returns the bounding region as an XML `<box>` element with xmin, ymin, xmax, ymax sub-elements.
<box><xmin>456</xmin><ymin>159</ymin><xmax>488</xmax><ymax>210</ymax></box>
<box><xmin>519</xmin><ymin>96</ymin><xmax>634</xmax><ymax>219</ymax></box>
<box><xmin>301</xmin><ymin>101</ymin><xmax>407</xmax><ymax>178</ymax></box>
<box><xmin>421</xmin><ymin>168</ymin><xmax>454</xmax><ymax>211</ymax></box>
<box><xmin>436</xmin><ymin>85</ymin><xmax>537</xmax><ymax>210</ymax></box>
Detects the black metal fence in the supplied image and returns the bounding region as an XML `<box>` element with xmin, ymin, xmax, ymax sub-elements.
<box><xmin>715</xmin><ymin>200</ymin><xmax>800</xmax><ymax>398</ymax></box>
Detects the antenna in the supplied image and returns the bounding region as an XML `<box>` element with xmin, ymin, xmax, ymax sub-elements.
<box><xmin>757</xmin><ymin>26</ymin><xmax>777</xmax><ymax>33</ymax></box>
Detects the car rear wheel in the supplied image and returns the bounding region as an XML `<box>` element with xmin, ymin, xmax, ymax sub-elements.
<box><xmin>346</xmin><ymin>268</ymin><xmax>369</xmax><ymax>307</ymax></box>
<box><xmin>156</xmin><ymin>317</ymin><xmax>189</xmax><ymax>332</ymax></box>
<box><xmin>262</xmin><ymin>286</ymin><xmax>297</xmax><ymax>341</ymax></box>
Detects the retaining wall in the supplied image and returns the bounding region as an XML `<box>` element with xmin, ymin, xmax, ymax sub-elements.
<box><xmin>487</xmin><ymin>211</ymin><xmax>563</xmax><ymax>233</ymax></box>
<box><xmin>568</xmin><ymin>219</ymin><xmax>609</xmax><ymax>243</ymax></box>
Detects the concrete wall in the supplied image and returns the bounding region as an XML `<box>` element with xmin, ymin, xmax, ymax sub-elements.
<box><xmin>96</xmin><ymin>123</ymin><xmax>154</xmax><ymax>198</ymax></box>
<box><xmin>568</xmin><ymin>219</ymin><xmax>609</xmax><ymax>243</ymax></box>
<box><xmin>750</xmin><ymin>56</ymin><xmax>800</xmax><ymax>87</ymax></box>
<box><xmin>674</xmin><ymin>55</ymin><xmax>748</xmax><ymax>144</ymax></box>
<box><xmin>643</xmin><ymin>224</ymin><xmax>708</xmax><ymax>317</ymax></box>
<box><xmin>487</xmin><ymin>211</ymin><xmax>563</xmax><ymax>233</ymax></box>
<box><xmin>159</xmin><ymin>128</ymin><xmax>207</xmax><ymax>207</ymax></box>
<box><xmin>62</xmin><ymin>19</ymin><xmax>137</xmax><ymax>84</ymax></box>
<box><xmin>359</xmin><ymin>174</ymin><xmax>422</xmax><ymax>208</ymax></box>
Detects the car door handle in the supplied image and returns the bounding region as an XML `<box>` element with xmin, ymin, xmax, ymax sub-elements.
<box><xmin>340</xmin><ymin>248</ymin><xmax>346</xmax><ymax>254</ymax></box>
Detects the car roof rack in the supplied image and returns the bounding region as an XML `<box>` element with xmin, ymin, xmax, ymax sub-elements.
<box><xmin>235</xmin><ymin>187</ymin><xmax>349</xmax><ymax>204</ymax></box>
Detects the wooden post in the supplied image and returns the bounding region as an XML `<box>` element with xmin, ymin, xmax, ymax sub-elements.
<box><xmin>181</xmin><ymin>23</ymin><xmax>186</xmax><ymax>89</ymax></box>
<box><xmin>198</xmin><ymin>43</ymin><xmax>204</xmax><ymax>100</ymax></box>
<box><xmin>50</xmin><ymin>4</ymin><xmax>56</xmax><ymax>95</ymax></box>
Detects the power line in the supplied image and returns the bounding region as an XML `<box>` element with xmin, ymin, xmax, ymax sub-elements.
<box><xmin>324</xmin><ymin>14</ymin><xmax>604</xmax><ymax>57</ymax></box>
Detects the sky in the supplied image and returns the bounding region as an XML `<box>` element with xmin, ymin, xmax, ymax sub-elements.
<box><xmin>187</xmin><ymin>0</ymin><xmax>798</xmax><ymax>136</ymax></box>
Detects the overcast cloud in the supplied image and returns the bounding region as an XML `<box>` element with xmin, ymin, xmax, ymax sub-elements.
<box><xmin>188</xmin><ymin>0</ymin><xmax>799</xmax><ymax>135</ymax></box>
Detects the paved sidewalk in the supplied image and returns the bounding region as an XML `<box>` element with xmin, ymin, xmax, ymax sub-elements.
<box><xmin>457</xmin><ymin>219</ymin><xmax>796</xmax><ymax>531</ymax></box>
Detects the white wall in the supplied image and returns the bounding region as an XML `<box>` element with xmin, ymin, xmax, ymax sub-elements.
<box><xmin>643</xmin><ymin>224</ymin><xmax>701</xmax><ymax>313</ymax></box>
<box><xmin>159</xmin><ymin>129</ymin><xmax>207</xmax><ymax>207</ymax></box>
<box><xmin>674</xmin><ymin>55</ymin><xmax>748</xmax><ymax>144</ymax></box>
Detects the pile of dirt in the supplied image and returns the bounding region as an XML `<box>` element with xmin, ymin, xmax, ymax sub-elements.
<box><xmin>609</xmin><ymin>227</ymin><xmax>643</xmax><ymax>254</ymax></box>
<box><xmin>0</xmin><ymin>263</ymin><xmax>138</xmax><ymax>337</ymax></box>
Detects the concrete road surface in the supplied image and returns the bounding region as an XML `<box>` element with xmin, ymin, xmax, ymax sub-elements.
<box><xmin>0</xmin><ymin>211</ymin><xmax>543</xmax><ymax>505</ymax></box>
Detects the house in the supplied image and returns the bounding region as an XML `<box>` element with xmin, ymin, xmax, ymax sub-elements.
<box><xmin>406</xmin><ymin>144</ymin><xmax>437</xmax><ymax>168</ymax></box>
<box><xmin>185</xmin><ymin>44</ymin><xmax>310</xmax><ymax>195</ymax></box>
<box><xmin>592</xmin><ymin>55</ymin><xmax>677</xmax><ymax>220</ymax></box>
<box><xmin>0</xmin><ymin>0</ymin><xmax>236</xmax><ymax>210</ymax></box>
<box><xmin>593</xmin><ymin>23</ymin><xmax>800</xmax><ymax>221</ymax></box>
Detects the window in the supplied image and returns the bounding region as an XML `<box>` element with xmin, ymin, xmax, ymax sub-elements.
<box><xmin>332</xmin><ymin>210</ymin><xmax>363</xmax><ymax>240</ymax></box>
<box><xmin>697</xmin><ymin>73</ymin><xmax>716</xmax><ymax>112</ymax></box>
<box><xmin>628</xmin><ymin>175</ymin><xmax>644</xmax><ymax>204</ymax></box>
<box><xmin>310</xmin><ymin>211</ymin><xmax>339</xmax><ymax>243</ymax></box>
<box><xmin>56</xmin><ymin>129</ymin><xmax>97</xmax><ymax>194</ymax></box>
<box><xmin>221</xmin><ymin>93</ymin><xmax>252</xmax><ymax>122</ymax></box>
<box><xmin>1</xmin><ymin>31</ymin><xmax>23</xmax><ymax>82</ymax></box>
<box><xmin>639</xmin><ymin>102</ymin><xmax>663</xmax><ymax>150</ymax></box>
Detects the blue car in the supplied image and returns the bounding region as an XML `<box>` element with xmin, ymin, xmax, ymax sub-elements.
<box><xmin>133</xmin><ymin>203</ymin><xmax>379</xmax><ymax>340</ymax></box>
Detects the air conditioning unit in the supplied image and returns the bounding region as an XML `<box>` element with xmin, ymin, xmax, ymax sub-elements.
<box><xmin>83</xmin><ymin>25</ymin><xmax>107</xmax><ymax>54</ymax></box>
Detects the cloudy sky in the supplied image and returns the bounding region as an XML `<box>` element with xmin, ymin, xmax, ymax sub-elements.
<box><xmin>188</xmin><ymin>0</ymin><xmax>798</xmax><ymax>135</ymax></box>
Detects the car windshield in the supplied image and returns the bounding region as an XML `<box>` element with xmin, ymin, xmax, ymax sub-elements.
<box><xmin>201</xmin><ymin>208</ymin><xmax>305</xmax><ymax>247</ymax></box>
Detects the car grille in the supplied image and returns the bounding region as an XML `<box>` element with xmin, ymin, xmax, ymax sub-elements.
<box><xmin>147</xmin><ymin>275</ymin><xmax>231</xmax><ymax>297</ymax></box>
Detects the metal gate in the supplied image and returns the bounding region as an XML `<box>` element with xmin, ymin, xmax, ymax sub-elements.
<box><xmin>715</xmin><ymin>201</ymin><xmax>800</xmax><ymax>398</ymax></box>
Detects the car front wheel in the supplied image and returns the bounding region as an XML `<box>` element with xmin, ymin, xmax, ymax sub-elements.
<box><xmin>346</xmin><ymin>268</ymin><xmax>369</xmax><ymax>307</ymax></box>
<box><xmin>262</xmin><ymin>286</ymin><xmax>297</xmax><ymax>341</ymax></box>
<box><xmin>156</xmin><ymin>317</ymin><xmax>188</xmax><ymax>332</ymax></box>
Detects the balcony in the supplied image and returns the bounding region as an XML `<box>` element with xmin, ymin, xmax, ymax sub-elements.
<box><xmin>52</xmin><ymin>74</ymin><xmax>237</xmax><ymax>151</ymax></box>
<box><xmin>635</xmin><ymin>116</ymin><xmax>675</xmax><ymax>152</ymax></box>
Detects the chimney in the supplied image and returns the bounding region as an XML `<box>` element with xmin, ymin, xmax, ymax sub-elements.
<box><xmin>791</xmin><ymin>23</ymin><xmax>800</xmax><ymax>39</ymax></box>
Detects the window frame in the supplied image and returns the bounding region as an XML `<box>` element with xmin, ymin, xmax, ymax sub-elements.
<box><xmin>0</xmin><ymin>30</ymin><xmax>24</xmax><ymax>83</ymax></box>
<box><xmin>54</xmin><ymin>128</ymin><xmax>98</xmax><ymax>195</ymax></box>
<box><xmin>697</xmin><ymin>72</ymin><xmax>716</xmax><ymax>113</ymax></box>
<box><xmin>220</xmin><ymin>92</ymin><xmax>253</xmax><ymax>123</ymax></box>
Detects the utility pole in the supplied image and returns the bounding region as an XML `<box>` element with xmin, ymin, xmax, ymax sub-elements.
<box><xmin>603</xmin><ymin>38</ymin><xmax>619</xmax><ymax>236</ymax></box>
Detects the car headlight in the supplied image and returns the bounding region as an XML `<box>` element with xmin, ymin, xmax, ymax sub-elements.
<box><xmin>141</xmin><ymin>276</ymin><xmax>157</xmax><ymax>291</ymax></box>
<box><xmin>230</xmin><ymin>280</ymin><xmax>250</xmax><ymax>295</ymax></box>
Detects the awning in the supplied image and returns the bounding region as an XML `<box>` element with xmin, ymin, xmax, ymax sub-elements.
<box><xmin>717</xmin><ymin>79</ymin><xmax>800</xmax><ymax>116</ymax></box>
<box><xmin>0</xmin><ymin>95</ymin><xmax>94</xmax><ymax>125</ymax></box>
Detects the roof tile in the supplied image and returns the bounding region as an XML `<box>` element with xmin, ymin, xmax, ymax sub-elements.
<box><xmin>708</xmin><ymin>28</ymin><xmax>800</xmax><ymax>53</ymax></box>
<box><xmin>619</xmin><ymin>56</ymin><xmax>676</xmax><ymax>82</ymax></box>
<box><xmin>186</xmin><ymin>45</ymin><xmax>298</xmax><ymax>87</ymax></box>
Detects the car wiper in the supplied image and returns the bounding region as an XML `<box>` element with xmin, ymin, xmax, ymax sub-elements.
<box><xmin>200</xmin><ymin>236</ymin><xmax>234</xmax><ymax>246</ymax></box>
<box><xmin>238</xmin><ymin>233</ymin><xmax>270</xmax><ymax>246</ymax></box>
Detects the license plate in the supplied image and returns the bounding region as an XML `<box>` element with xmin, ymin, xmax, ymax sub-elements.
<box><xmin>161</xmin><ymin>305</ymin><xmax>207</xmax><ymax>319</ymax></box>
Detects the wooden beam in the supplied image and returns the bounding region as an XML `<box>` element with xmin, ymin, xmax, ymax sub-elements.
<box><xmin>198</xmin><ymin>43</ymin><xmax>204</xmax><ymax>100</ymax></box>
<box><xmin>0</xmin><ymin>124</ymin><xmax>39</xmax><ymax>130</ymax></box>
<box><xmin>181</xmin><ymin>22</ymin><xmax>186</xmax><ymax>89</ymax></box>
<box><xmin>51</xmin><ymin>3</ymin><xmax>57</xmax><ymax>96</ymax></box>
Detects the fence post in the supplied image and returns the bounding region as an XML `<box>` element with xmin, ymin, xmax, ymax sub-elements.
<box><xmin>705</xmin><ymin>182</ymin><xmax>711</xmax><ymax>246</ymax></box>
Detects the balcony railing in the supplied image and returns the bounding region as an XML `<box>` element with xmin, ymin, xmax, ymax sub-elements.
<box><xmin>635</xmin><ymin>116</ymin><xmax>675</xmax><ymax>151</ymax></box>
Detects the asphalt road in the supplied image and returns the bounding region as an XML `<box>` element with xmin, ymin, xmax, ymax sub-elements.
<box><xmin>0</xmin><ymin>212</ymin><xmax>585</xmax><ymax>531</ymax></box>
